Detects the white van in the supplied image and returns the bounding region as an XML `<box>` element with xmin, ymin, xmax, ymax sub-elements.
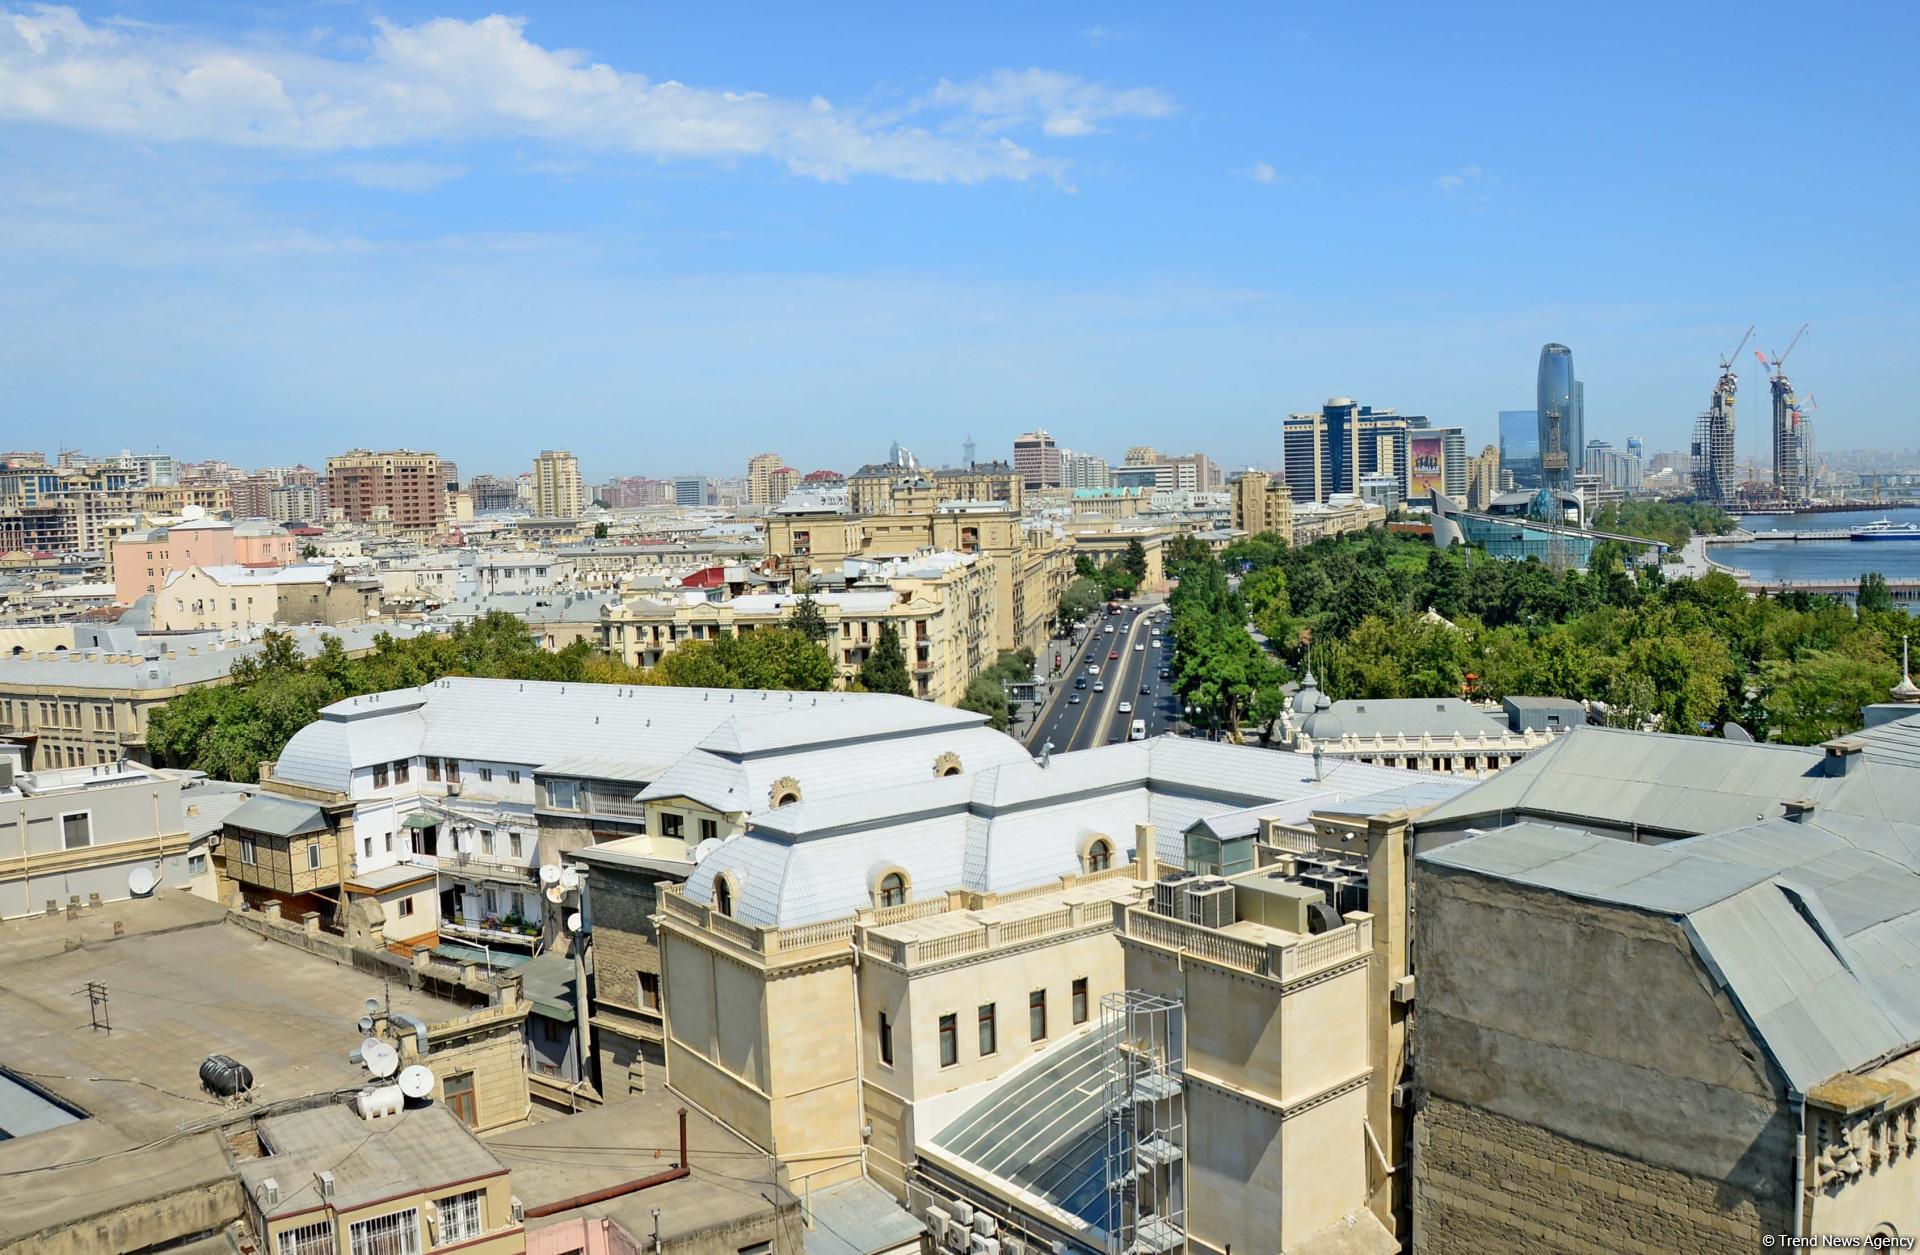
<box><xmin>1129</xmin><ymin>719</ymin><xmax>1147</xmax><ymax>741</ymax></box>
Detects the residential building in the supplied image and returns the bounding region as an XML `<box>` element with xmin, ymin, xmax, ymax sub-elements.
<box><xmin>0</xmin><ymin>621</ymin><xmax>435</xmax><ymax>770</ymax></box>
<box><xmin>1166</xmin><ymin>451</ymin><xmax>1222</xmax><ymax>492</ymax></box>
<box><xmin>112</xmin><ymin>450</ymin><xmax>178</xmax><ymax>487</ymax></box>
<box><xmin>765</xmin><ymin>501</ymin><xmax>1072</xmax><ymax>656</ymax></box>
<box><xmin>111</xmin><ymin>516</ymin><xmax>300</xmax><ymax>604</ymax></box>
<box><xmin>268</xmin><ymin>481</ymin><xmax>321</xmax><ymax>523</ymax></box>
<box><xmin>1411</xmin><ymin>723</ymin><xmax>1920</xmax><ymax>1249</ymax></box>
<box><xmin>1061</xmin><ymin>448</ymin><xmax>1111</xmax><ymax>490</ymax></box>
<box><xmin>1281</xmin><ymin>400</ymin><xmax>1423</xmax><ymax>503</ymax></box>
<box><xmin>1229</xmin><ymin>469</ymin><xmax>1295</xmax><ymax>541</ymax></box>
<box><xmin>1465</xmin><ymin>443</ymin><xmax>1501</xmax><ymax>511</ymax></box>
<box><xmin>847</xmin><ymin>461</ymin><xmax>1023</xmax><ymax>516</ymax></box>
<box><xmin>0</xmin><ymin>892</ymin><xmax>530</xmax><ymax>1250</ymax></box>
<box><xmin>1278</xmin><ymin>673</ymin><xmax>1580</xmax><ymax>775</ymax></box>
<box><xmin>1123</xmin><ymin>445</ymin><xmax>1161</xmax><ymax>466</ymax></box>
<box><xmin>746</xmin><ymin>452</ymin><xmax>788</xmax><ymax>505</ymax></box>
<box><xmin>602</xmin><ymin>551</ymin><xmax>997</xmax><ymax>704</ymax></box>
<box><xmin>1013</xmin><ymin>429</ymin><xmax>1064</xmax><ymax>489</ymax></box>
<box><xmin>239</xmin><ymin>1104</ymin><xmax>525</xmax><ymax>1255</ymax></box>
<box><xmin>229</xmin><ymin>474</ymin><xmax>273</xmax><ymax>519</ymax></box>
<box><xmin>0</xmin><ymin>460</ymin><xmax>141</xmax><ymax>553</ymax></box>
<box><xmin>151</xmin><ymin>564</ymin><xmax>380</xmax><ymax>632</ymax></box>
<box><xmin>1583</xmin><ymin>438</ymin><xmax>1644</xmax><ymax>492</ymax></box>
<box><xmin>672</xmin><ymin>476</ymin><xmax>708</xmax><ymax>507</ymax></box>
<box><xmin>653</xmin><ymin>737</ymin><xmax>1448</xmax><ymax>1247</ymax></box>
<box><xmin>0</xmin><ymin>753</ymin><xmax>221</xmax><ymax>919</ymax></box>
<box><xmin>532</xmin><ymin>450</ymin><xmax>586</xmax><ymax>519</ymax></box>
<box><xmin>138</xmin><ymin>480</ymin><xmax>233</xmax><ymax>517</ymax></box>
<box><xmin>326</xmin><ymin>449</ymin><xmax>448</xmax><ymax>532</ymax></box>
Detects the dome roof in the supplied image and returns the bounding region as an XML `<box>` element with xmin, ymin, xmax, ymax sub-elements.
<box><xmin>1290</xmin><ymin>668</ymin><xmax>1327</xmax><ymax>716</ymax></box>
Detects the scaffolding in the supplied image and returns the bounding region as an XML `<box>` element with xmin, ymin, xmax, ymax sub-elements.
<box><xmin>1103</xmin><ymin>991</ymin><xmax>1186</xmax><ymax>1255</ymax></box>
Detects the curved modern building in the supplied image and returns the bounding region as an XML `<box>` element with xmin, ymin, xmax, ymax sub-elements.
<box><xmin>1537</xmin><ymin>344</ymin><xmax>1579</xmax><ymax>488</ymax></box>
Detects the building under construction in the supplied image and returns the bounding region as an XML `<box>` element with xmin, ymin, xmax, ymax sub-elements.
<box><xmin>1764</xmin><ymin>325</ymin><xmax>1815</xmax><ymax>503</ymax></box>
<box><xmin>1690</xmin><ymin>327</ymin><xmax>1749</xmax><ymax>506</ymax></box>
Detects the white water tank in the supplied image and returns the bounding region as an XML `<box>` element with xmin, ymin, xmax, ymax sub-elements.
<box><xmin>356</xmin><ymin>1085</ymin><xmax>404</xmax><ymax>1120</ymax></box>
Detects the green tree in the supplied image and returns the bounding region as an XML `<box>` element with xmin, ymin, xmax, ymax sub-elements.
<box><xmin>1762</xmin><ymin>651</ymin><xmax>1896</xmax><ymax>744</ymax></box>
<box><xmin>784</xmin><ymin>595</ymin><xmax>832</xmax><ymax>644</ymax></box>
<box><xmin>593</xmin><ymin>521</ymin><xmax>610</xmax><ymax>539</ymax></box>
<box><xmin>859</xmin><ymin>623</ymin><xmax>913</xmax><ymax>695</ymax></box>
<box><xmin>300</xmin><ymin>543</ymin><xmax>319</xmax><ymax>559</ymax></box>
<box><xmin>1858</xmin><ymin>572</ymin><xmax>1896</xmax><ymax>616</ymax></box>
<box><xmin>1121</xmin><ymin>539</ymin><xmax>1149</xmax><ymax>583</ymax></box>
<box><xmin>959</xmin><ymin>674</ymin><xmax>1012</xmax><ymax>731</ymax></box>
<box><xmin>1057</xmin><ymin>577</ymin><xmax>1103</xmax><ymax>629</ymax></box>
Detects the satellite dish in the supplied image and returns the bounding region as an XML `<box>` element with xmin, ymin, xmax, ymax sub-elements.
<box><xmin>397</xmin><ymin>1065</ymin><xmax>436</xmax><ymax>1100</ymax></box>
<box><xmin>539</xmin><ymin>865</ymin><xmax>561</xmax><ymax>886</ymax></box>
<box><xmin>1723</xmin><ymin>721</ymin><xmax>1755</xmax><ymax>743</ymax></box>
<box><xmin>127</xmin><ymin>867</ymin><xmax>158</xmax><ymax>897</ymax></box>
<box><xmin>357</xmin><ymin>1016</ymin><xmax>375</xmax><ymax>1034</ymax></box>
<box><xmin>365</xmin><ymin>997</ymin><xmax>381</xmax><ymax>1014</ymax></box>
<box><xmin>545</xmin><ymin>885</ymin><xmax>566</xmax><ymax>904</ymax></box>
<box><xmin>558</xmin><ymin>867</ymin><xmax>580</xmax><ymax>891</ymax></box>
<box><xmin>364</xmin><ymin>1041</ymin><xmax>400</xmax><ymax>1079</ymax></box>
<box><xmin>360</xmin><ymin>1036</ymin><xmax>384</xmax><ymax>1059</ymax></box>
<box><xmin>567</xmin><ymin>911</ymin><xmax>584</xmax><ymax>934</ymax></box>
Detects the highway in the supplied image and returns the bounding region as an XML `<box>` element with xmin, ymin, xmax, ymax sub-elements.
<box><xmin>1024</xmin><ymin>600</ymin><xmax>1180</xmax><ymax>754</ymax></box>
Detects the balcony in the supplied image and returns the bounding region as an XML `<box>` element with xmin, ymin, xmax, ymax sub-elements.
<box><xmin>440</xmin><ymin>917</ymin><xmax>542</xmax><ymax>948</ymax></box>
<box><xmin>404</xmin><ymin>850</ymin><xmax>536</xmax><ymax>887</ymax></box>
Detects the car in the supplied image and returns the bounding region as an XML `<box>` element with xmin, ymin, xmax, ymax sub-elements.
<box><xmin>1068</xmin><ymin>693</ymin><xmax>1081</xmax><ymax>704</ymax></box>
<box><xmin>1141</xmin><ymin>684</ymin><xmax>1152</xmax><ymax>695</ymax></box>
<box><xmin>1104</xmin><ymin>624</ymin><xmax>1115</xmax><ymax>634</ymax></box>
<box><xmin>1075</xmin><ymin>677</ymin><xmax>1087</xmax><ymax>690</ymax></box>
<box><xmin>1108</xmin><ymin>650</ymin><xmax>1120</xmax><ymax>660</ymax></box>
<box><xmin>1094</xmin><ymin>682</ymin><xmax>1105</xmax><ymax>692</ymax></box>
<box><xmin>1159</xmin><ymin>669</ymin><xmax>1171</xmax><ymax>680</ymax></box>
<box><xmin>1088</xmin><ymin>664</ymin><xmax>1100</xmax><ymax>675</ymax></box>
<box><xmin>1134</xmin><ymin>643</ymin><xmax>1145</xmax><ymax>652</ymax></box>
<box><xmin>1118</xmin><ymin>701</ymin><xmax>1133</xmax><ymax>714</ymax></box>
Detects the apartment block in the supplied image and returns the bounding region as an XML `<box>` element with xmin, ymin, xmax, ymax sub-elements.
<box><xmin>325</xmin><ymin>449</ymin><xmax>447</xmax><ymax>532</ymax></box>
<box><xmin>112</xmin><ymin>516</ymin><xmax>299</xmax><ymax>604</ymax></box>
<box><xmin>532</xmin><ymin>450</ymin><xmax>586</xmax><ymax>519</ymax></box>
<box><xmin>1229</xmin><ymin>469</ymin><xmax>1294</xmax><ymax>540</ymax></box>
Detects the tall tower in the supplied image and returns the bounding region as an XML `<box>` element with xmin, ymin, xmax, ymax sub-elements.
<box><xmin>962</xmin><ymin>435</ymin><xmax>976</xmax><ymax>468</ymax></box>
<box><xmin>1537</xmin><ymin>344</ymin><xmax>1575</xmax><ymax>489</ymax></box>
<box><xmin>1765</xmin><ymin>324</ymin><xmax>1811</xmax><ymax>503</ymax></box>
<box><xmin>531</xmin><ymin>450</ymin><xmax>585</xmax><ymax>519</ymax></box>
<box><xmin>1690</xmin><ymin>328</ymin><xmax>1750</xmax><ymax>506</ymax></box>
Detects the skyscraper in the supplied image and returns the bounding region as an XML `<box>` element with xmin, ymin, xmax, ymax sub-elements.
<box><xmin>1499</xmin><ymin>410</ymin><xmax>1541</xmax><ymax>489</ymax></box>
<box><xmin>532</xmin><ymin>450</ymin><xmax>585</xmax><ymax>519</ymax></box>
<box><xmin>1280</xmin><ymin>399</ymin><xmax>1420</xmax><ymax>502</ymax></box>
<box><xmin>1537</xmin><ymin>344</ymin><xmax>1576</xmax><ymax>489</ymax></box>
<box><xmin>1012</xmin><ymin>430</ymin><xmax>1063</xmax><ymax>489</ymax></box>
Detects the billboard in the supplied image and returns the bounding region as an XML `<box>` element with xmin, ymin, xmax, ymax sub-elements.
<box><xmin>1410</xmin><ymin>434</ymin><xmax>1445</xmax><ymax>499</ymax></box>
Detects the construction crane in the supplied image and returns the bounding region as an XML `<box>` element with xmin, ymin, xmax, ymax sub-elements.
<box><xmin>1693</xmin><ymin>326</ymin><xmax>1753</xmax><ymax>505</ymax></box>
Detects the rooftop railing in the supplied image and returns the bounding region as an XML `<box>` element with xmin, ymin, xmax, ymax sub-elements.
<box><xmin>1116</xmin><ymin>905</ymin><xmax>1372</xmax><ymax>983</ymax></box>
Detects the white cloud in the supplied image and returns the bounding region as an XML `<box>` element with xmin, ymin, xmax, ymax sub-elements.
<box><xmin>336</xmin><ymin>161</ymin><xmax>468</xmax><ymax>192</ymax></box>
<box><xmin>924</xmin><ymin>68</ymin><xmax>1174</xmax><ymax>139</ymax></box>
<box><xmin>0</xmin><ymin>7</ymin><xmax>1164</xmax><ymax>184</ymax></box>
<box><xmin>1435</xmin><ymin>165</ymin><xmax>1502</xmax><ymax>199</ymax></box>
<box><xmin>1081</xmin><ymin>25</ymin><xmax>1128</xmax><ymax>47</ymax></box>
<box><xmin>1245</xmin><ymin>160</ymin><xmax>1278</xmax><ymax>184</ymax></box>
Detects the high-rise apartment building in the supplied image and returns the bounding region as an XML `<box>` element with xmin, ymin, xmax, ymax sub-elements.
<box><xmin>1281</xmin><ymin>399</ymin><xmax>1421</xmax><ymax>503</ymax></box>
<box><xmin>1230</xmin><ymin>470</ymin><xmax>1295</xmax><ymax>540</ymax></box>
<box><xmin>468</xmin><ymin>474</ymin><xmax>520</xmax><ymax>513</ymax></box>
<box><xmin>267</xmin><ymin>482</ymin><xmax>320</xmax><ymax>523</ymax></box>
<box><xmin>1466</xmin><ymin>445</ymin><xmax>1502</xmax><ymax>511</ymax></box>
<box><xmin>1123</xmin><ymin>445</ymin><xmax>1161</xmax><ymax>466</ymax></box>
<box><xmin>1499</xmin><ymin>410</ymin><xmax>1542</xmax><ymax>490</ymax></box>
<box><xmin>324</xmin><ymin>449</ymin><xmax>447</xmax><ymax>531</ymax></box>
<box><xmin>1013</xmin><ymin>430</ymin><xmax>1064</xmax><ymax>489</ymax></box>
<box><xmin>531</xmin><ymin>450</ymin><xmax>585</xmax><ymax>519</ymax></box>
<box><xmin>229</xmin><ymin>476</ymin><xmax>273</xmax><ymax>519</ymax></box>
<box><xmin>1537</xmin><ymin>344</ymin><xmax>1580</xmax><ymax>488</ymax></box>
<box><xmin>746</xmin><ymin>452</ymin><xmax>788</xmax><ymax>505</ymax></box>
<box><xmin>1061</xmin><ymin>449</ymin><xmax>1111</xmax><ymax>490</ymax></box>
<box><xmin>1584</xmin><ymin>440</ymin><xmax>1643</xmax><ymax>493</ymax></box>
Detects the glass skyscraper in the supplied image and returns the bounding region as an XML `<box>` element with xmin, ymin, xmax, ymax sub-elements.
<box><xmin>1537</xmin><ymin>343</ymin><xmax>1578</xmax><ymax>488</ymax></box>
<box><xmin>1499</xmin><ymin>410</ymin><xmax>1541</xmax><ymax>490</ymax></box>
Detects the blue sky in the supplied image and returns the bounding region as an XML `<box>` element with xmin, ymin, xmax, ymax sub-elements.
<box><xmin>2</xmin><ymin>2</ymin><xmax>1914</xmax><ymax>482</ymax></box>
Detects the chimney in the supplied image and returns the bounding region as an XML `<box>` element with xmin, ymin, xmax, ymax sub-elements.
<box><xmin>1783</xmin><ymin>798</ymin><xmax>1817</xmax><ymax>824</ymax></box>
<box><xmin>1822</xmin><ymin>738</ymin><xmax>1865</xmax><ymax>777</ymax></box>
<box><xmin>1134</xmin><ymin>823</ymin><xmax>1157</xmax><ymax>883</ymax></box>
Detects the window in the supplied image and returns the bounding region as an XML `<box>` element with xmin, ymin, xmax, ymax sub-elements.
<box><xmin>878</xmin><ymin>1010</ymin><xmax>894</xmax><ymax>1066</ymax></box>
<box><xmin>374</xmin><ymin>764</ymin><xmax>390</xmax><ymax>789</ymax></box>
<box><xmin>60</xmin><ymin>812</ymin><xmax>92</xmax><ymax>850</ymax></box>
<box><xmin>484</xmin><ymin>888</ymin><xmax>498</xmax><ymax>914</ymax></box>
<box><xmin>479</xmin><ymin>766</ymin><xmax>493</xmax><ymax>782</ymax></box>
<box><xmin>739</xmin><ymin>1244</ymin><xmax>773</xmax><ymax>1255</ymax></box>
<box><xmin>714</xmin><ymin>877</ymin><xmax>734</xmax><ymax>918</ymax></box>
<box><xmin>1087</xmin><ymin>839</ymin><xmax>1113</xmax><ymax>873</ymax></box>
<box><xmin>699</xmin><ymin>818</ymin><xmax>718</xmax><ymax>842</ymax></box>
<box><xmin>238</xmin><ymin>836</ymin><xmax>257</xmax><ymax>865</ymax></box>
<box><xmin>399</xmin><ymin>897</ymin><xmax>415</xmax><ymax>918</ymax></box>
<box><xmin>509</xmin><ymin>832</ymin><xmax>522</xmax><ymax>858</ymax></box>
<box><xmin>435</xmin><ymin>1189</ymin><xmax>484</xmax><ymax>1244</ymax></box>
<box><xmin>306</xmin><ymin>842</ymin><xmax>322</xmax><ymax>870</ymax></box>
<box><xmin>427</xmin><ymin>758</ymin><xmax>441</xmax><ymax>783</ymax></box>
<box><xmin>349</xmin><ymin>1209</ymin><xmax>421</xmax><ymax>1255</ymax></box>
<box><xmin>878</xmin><ymin>872</ymin><xmax>907</xmax><ymax>909</ymax></box>
<box><xmin>444</xmin><ymin>759</ymin><xmax>460</xmax><ymax>785</ymax></box>
<box><xmin>481</xmin><ymin>830</ymin><xmax>494</xmax><ymax>857</ymax></box>
<box><xmin>1030</xmin><ymin>989</ymin><xmax>1047</xmax><ymax>1042</ymax></box>
<box><xmin>1072</xmin><ymin>977</ymin><xmax>1089</xmax><ymax>1025</ymax></box>
<box><xmin>392</xmin><ymin>760</ymin><xmax>410</xmax><ymax>784</ymax></box>
<box><xmin>978</xmin><ymin>1003</ymin><xmax>997</xmax><ymax>1056</ymax></box>
<box><xmin>508</xmin><ymin>770</ymin><xmax>521</xmax><ymax>785</ymax></box>
<box><xmin>638</xmin><ymin>972</ymin><xmax>660</xmax><ymax>1011</ymax></box>
<box><xmin>384</xmin><ymin>831</ymin><xmax>393</xmax><ymax>853</ymax></box>
<box><xmin>939</xmin><ymin>1013</ymin><xmax>958</xmax><ymax>1067</ymax></box>
<box><xmin>548</xmin><ymin>779</ymin><xmax>578</xmax><ymax>811</ymax></box>
<box><xmin>276</xmin><ymin>1219</ymin><xmax>336</xmax><ymax>1255</ymax></box>
<box><xmin>659</xmin><ymin>813</ymin><xmax>683</xmax><ymax>840</ymax></box>
<box><xmin>442</xmin><ymin>1070</ymin><xmax>476</xmax><ymax>1127</ymax></box>
<box><xmin>188</xmin><ymin>853</ymin><xmax>207</xmax><ymax>876</ymax></box>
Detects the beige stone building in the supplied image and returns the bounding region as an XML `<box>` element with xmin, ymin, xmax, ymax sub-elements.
<box><xmin>846</xmin><ymin>461</ymin><xmax>1023</xmax><ymax>516</ymax></box>
<box><xmin>653</xmin><ymin>736</ymin><xmax>1442</xmax><ymax>1250</ymax></box>
<box><xmin>1063</xmin><ymin>522</ymin><xmax>1173</xmax><ymax>588</ymax></box>
<box><xmin>152</xmin><ymin>563</ymin><xmax>381</xmax><ymax>632</ymax></box>
<box><xmin>1230</xmin><ymin>468</ymin><xmax>1295</xmax><ymax>540</ymax></box>
<box><xmin>1279</xmin><ymin>675</ymin><xmax>1579</xmax><ymax>777</ymax></box>
<box><xmin>1291</xmin><ymin>495</ymin><xmax>1386</xmax><ymax>544</ymax></box>
<box><xmin>601</xmin><ymin>551</ymin><xmax>998</xmax><ymax>704</ymax></box>
<box><xmin>765</xmin><ymin>502</ymin><xmax>1071</xmax><ymax>656</ymax></box>
<box><xmin>1465</xmin><ymin>443</ymin><xmax>1502</xmax><ymax>511</ymax></box>
<box><xmin>746</xmin><ymin>452</ymin><xmax>789</xmax><ymax>505</ymax></box>
<box><xmin>532</xmin><ymin>450</ymin><xmax>586</xmax><ymax>519</ymax></box>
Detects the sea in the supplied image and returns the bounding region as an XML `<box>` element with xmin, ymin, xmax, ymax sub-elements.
<box><xmin>1724</xmin><ymin>508</ymin><xmax>1920</xmax><ymax>585</ymax></box>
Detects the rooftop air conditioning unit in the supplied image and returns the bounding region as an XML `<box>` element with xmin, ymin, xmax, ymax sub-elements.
<box><xmin>970</xmin><ymin>1237</ymin><xmax>999</xmax><ymax>1255</ymax></box>
<box><xmin>1152</xmin><ymin>872</ymin><xmax>1202</xmax><ymax>919</ymax></box>
<box><xmin>1184</xmin><ymin>880</ymin><xmax>1235</xmax><ymax>930</ymax></box>
<box><xmin>925</xmin><ymin>1207</ymin><xmax>952</xmax><ymax>1245</ymax></box>
<box><xmin>949</xmin><ymin>1199</ymin><xmax>974</xmax><ymax>1228</ymax></box>
<box><xmin>261</xmin><ymin>1178</ymin><xmax>280</xmax><ymax>1207</ymax></box>
<box><xmin>972</xmin><ymin>1211</ymin><xmax>998</xmax><ymax>1238</ymax></box>
<box><xmin>945</xmin><ymin>1224</ymin><xmax>972</xmax><ymax>1253</ymax></box>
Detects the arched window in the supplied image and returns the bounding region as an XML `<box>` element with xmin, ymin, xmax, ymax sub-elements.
<box><xmin>879</xmin><ymin>872</ymin><xmax>907</xmax><ymax>908</ymax></box>
<box><xmin>714</xmin><ymin>876</ymin><xmax>735</xmax><ymax>918</ymax></box>
<box><xmin>774</xmin><ymin>791</ymin><xmax>800</xmax><ymax>808</ymax></box>
<box><xmin>1087</xmin><ymin>839</ymin><xmax>1113</xmax><ymax>873</ymax></box>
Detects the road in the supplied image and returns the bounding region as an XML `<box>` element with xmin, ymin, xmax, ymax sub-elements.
<box><xmin>1024</xmin><ymin>601</ymin><xmax>1180</xmax><ymax>754</ymax></box>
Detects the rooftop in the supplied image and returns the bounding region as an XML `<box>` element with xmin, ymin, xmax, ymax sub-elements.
<box><xmin>238</xmin><ymin>1102</ymin><xmax>506</xmax><ymax>1220</ymax></box>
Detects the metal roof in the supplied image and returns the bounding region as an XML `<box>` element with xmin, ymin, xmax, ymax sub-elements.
<box><xmin>236</xmin><ymin>1103</ymin><xmax>504</xmax><ymax>1219</ymax></box>
<box><xmin>801</xmin><ymin>1178</ymin><xmax>926</xmax><ymax>1255</ymax></box>
<box><xmin>223</xmin><ymin>793</ymin><xmax>328</xmax><ymax>838</ymax></box>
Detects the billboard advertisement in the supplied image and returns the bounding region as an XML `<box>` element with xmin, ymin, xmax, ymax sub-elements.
<box><xmin>1410</xmin><ymin>434</ymin><xmax>1445</xmax><ymax>499</ymax></box>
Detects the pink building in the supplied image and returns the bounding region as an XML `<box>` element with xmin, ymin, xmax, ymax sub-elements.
<box><xmin>112</xmin><ymin>518</ymin><xmax>299</xmax><ymax>604</ymax></box>
<box><xmin>525</xmin><ymin>1217</ymin><xmax>646</xmax><ymax>1255</ymax></box>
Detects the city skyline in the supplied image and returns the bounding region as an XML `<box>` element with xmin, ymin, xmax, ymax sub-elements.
<box><xmin>2</xmin><ymin>3</ymin><xmax>1914</xmax><ymax>473</ymax></box>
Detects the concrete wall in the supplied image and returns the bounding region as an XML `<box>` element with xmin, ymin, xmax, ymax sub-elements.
<box><xmin>1412</xmin><ymin>866</ymin><xmax>1793</xmax><ymax>1249</ymax></box>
